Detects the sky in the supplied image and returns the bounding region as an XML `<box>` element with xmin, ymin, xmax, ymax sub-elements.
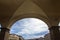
<box><xmin>10</xmin><ymin>18</ymin><xmax>49</xmax><ymax>39</ymax></box>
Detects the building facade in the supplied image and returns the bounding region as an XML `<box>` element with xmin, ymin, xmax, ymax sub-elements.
<box><xmin>44</xmin><ymin>33</ymin><xmax>51</xmax><ymax>40</ymax></box>
<box><xmin>9</xmin><ymin>34</ymin><xmax>24</xmax><ymax>40</ymax></box>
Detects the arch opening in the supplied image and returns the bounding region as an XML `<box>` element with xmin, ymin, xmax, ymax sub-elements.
<box><xmin>9</xmin><ymin>18</ymin><xmax>50</xmax><ymax>40</ymax></box>
<box><xmin>0</xmin><ymin>24</ymin><xmax>1</xmax><ymax>32</ymax></box>
<box><xmin>58</xmin><ymin>22</ymin><xmax>60</xmax><ymax>30</ymax></box>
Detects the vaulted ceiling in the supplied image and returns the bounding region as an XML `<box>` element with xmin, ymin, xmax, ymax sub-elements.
<box><xmin>0</xmin><ymin>0</ymin><xmax>60</xmax><ymax>24</ymax></box>
<box><xmin>32</xmin><ymin>0</ymin><xmax>60</xmax><ymax>20</ymax></box>
<box><xmin>0</xmin><ymin>0</ymin><xmax>24</xmax><ymax>22</ymax></box>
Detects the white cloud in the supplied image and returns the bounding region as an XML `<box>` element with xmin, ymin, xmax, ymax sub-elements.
<box><xmin>10</xmin><ymin>29</ymin><xmax>16</xmax><ymax>34</ymax></box>
<box><xmin>22</xmin><ymin>34</ymin><xmax>45</xmax><ymax>39</ymax></box>
<box><xmin>28</xmin><ymin>35</ymin><xmax>44</xmax><ymax>39</ymax></box>
<box><xmin>10</xmin><ymin>18</ymin><xmax>49</xmax><ymax>39</ymax></box>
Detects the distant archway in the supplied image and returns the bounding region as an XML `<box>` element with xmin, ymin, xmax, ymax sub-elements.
<box><xmin>0</xmin><ymin>24</ymin><xmax>1</xmax><ymax>31</ymax></box>
<box><xmin>9</xmin><ymin>18</ymin><xmax>50</xmax><ymax>40</ymax></box>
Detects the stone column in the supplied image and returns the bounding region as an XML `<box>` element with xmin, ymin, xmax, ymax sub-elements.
<box><xmin>49</xmin><ymin>26</ymin><xmax>60</xmax><ymax>40</ymax></box>
<box><xmin>0</xmin><ymin>27</ymin><xmax>10</xmax><ymax>40</ymax></box>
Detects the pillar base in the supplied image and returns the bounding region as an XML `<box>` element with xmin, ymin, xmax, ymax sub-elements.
<box><xmin>0</xmin><ymin>27</ymin><xmax>9</xmax><ymax>40</ymax></box>
<box><xmin>49</xmin><ymin>26</ymin><xmax>60</xmax><ymax>40</ymax></box>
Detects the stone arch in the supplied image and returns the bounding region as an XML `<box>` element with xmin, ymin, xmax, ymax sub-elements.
<box><xmin>7</xmin><ymin>0</ymin><xmax>51</xmax><ymax>28</ymax></box>
<box><xmin>8</xmin><ymin>13</ymin><xmax>50</xmax><ymax>29</ymax></box>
